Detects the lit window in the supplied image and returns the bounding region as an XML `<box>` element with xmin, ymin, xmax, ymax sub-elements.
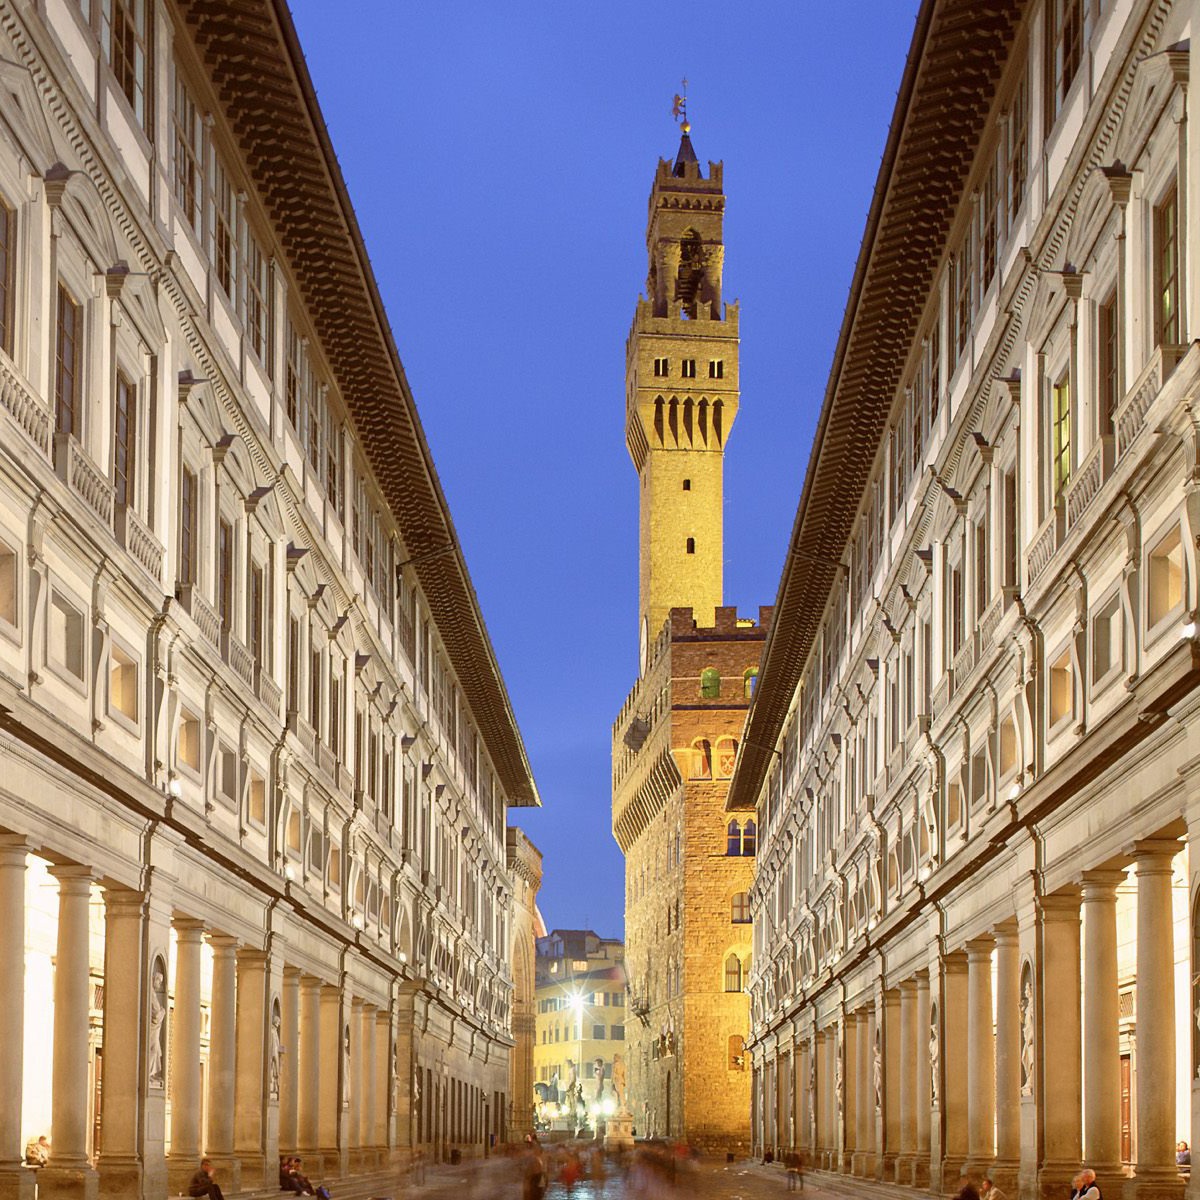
<box><xmin>178</xmin><ymin>708</ymin><xmax>201</xmax><ymax>772</ymax></box>
<box><xmin>726</xmin><ymin>820</ymin><xmax>741</xmax><ymax>857</ymax></box>
<box><xmin>1051</xmin><ymin>370</ymin><xmax>1071</xmax><ymax>497</ymax></box>
<box><xmin>1155</xmin><ymin>185</ymin><xmax>1180</xmax><ymax>348</ymax></box>
<box><xmin>248</xmin><ymin>772</ymin><xmax>266</xmax><ymax>828</ymax></box>
<box><xmin>723</xmin><ymin>954</ymin><xmax>743</xmax><ymax>993</ymax></box>
<box><xmin>0</xmin><ymin>538</ymin><xmax>17</xmax><ymax>628</ymax></box>
<box><xmin>1147</xmin><ymin>524</ymin><xmax>1184</xmax><ymax>630</ymax></box>
<box><xmin>1048</xmin><ymin>646</ymin><xmax>1073</xmax><ymax>729</ymax></box>
<box><xmin>998</xmin><ymin>717</ymin><xmax>1018</xmax><ymax>779</ymax></box>
<box><xmin>109</xmin><ymin>643</ymin><xmax>138</xmax><ymax>722</ymax></box>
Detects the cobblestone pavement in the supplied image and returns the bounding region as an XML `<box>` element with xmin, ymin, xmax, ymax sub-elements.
<box><xmin>404</xmin><ymin>1157</ymin><xmax>833</xmax><ymax>1200</ymax></box>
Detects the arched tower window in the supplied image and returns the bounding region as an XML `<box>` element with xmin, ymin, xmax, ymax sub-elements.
<box><xmin>724</xmin><ymin>953</ymin><xmax>743</xmax><ymax>993</ymax></box>
<box><xmin>726</xmin><ymin>820</ymin><xmax>742</xmax><ymax>856</ymax></box>
<box><xmin>744</xmin><ymin>667</ymin><xmax>758</xmax><ymax>698</ymax></box>
<box><xmin>716</xmin><ymin>736</ymin><xmax>738</xmax><ymax>777</ymax></box>
<box><xmin>742</xmin><ymin>820</ymin><xmax>757</xmax><ymax>856</ymax></box>
<box><xmin>700</xmin><ymin>667</ymin><xmax>721</xmax><ymax>698</ymax></box>
<box><xmin>691</xmin><ymin>738</ymin><xmax>712</xmax><ymax>779</ymax></box>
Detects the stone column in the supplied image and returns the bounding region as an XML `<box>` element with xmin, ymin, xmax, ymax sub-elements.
<box><xmin>842</xmin><ymin>1015</ymin><xmax>857</xmax><ymax>1173</ymax></box>
<box><xmin>798</xmin><ymin>1039</ymin><xmax>811</xmax><ymax>1154</ymax></box>
<box><xmin>825</xmin><ymin>1028</ymin><xmax>837</xmax><ymax>1169</ymax></box>
<box><xmin>966</xmin><ymin>938</ymin><xmax>996</xmax><ymax>1177</ymax></box>
<box><xmin>280</xmin><ymin>970</ymin><xmax>301</xmax><ymax>1154</ymax></box>
<box><xmin>233</xmin><ymin>949</ymin><xmax>268</xmax><ymax>1186</ymax></box>
<box><xmin>882</xmin><ymin>989</ymin><xmax>901</xmax><ymax>1181</ymax></box>
<box><xmin>98</xmin><ymin>889</ymin><xmax>148</xmax><ymax>1200</ymax></box>
<box><xmin>1081</xmin><ymin>871</ymin><xmax>1124</xmax><ymax>1184</ymax></box>
<box><xmin>363</xmin><ymin>1006</ymin><xmax>377</xmax><ymax>1162</ymax></box>
<box><xmin>898</xmin><ymin>981</ymin><xmax>918</xmax><ymax>1182</ymax></box>
<box><xmin>317</xmin><ymin>984</ymin><xmax>343</xmax><ymax>1175</ymax></box>
<box><xmin>993</xmin><ymin>927</ymin><xmax>1021</xmax><ymax>1185</ymax></box>
<box><xmin>348</xmin><ymin>999</ymin><xmax>363</xmax><ymax>1162</ymax></box>
<box><xmin>813</xmin><ymin>1032</ymin><xmax>825</xmax><ymax>1164</ymax></box>
<box><xmin>940</xmin><ymin>952</ymin><xmax>969</xmax><ymax>1187</ymax></box>
<box><xmin>855</xmin><ymin>1009</ymin><xmax>871</xmax><ymax>1175</ymax></box>
<box><xmin>0</xmin><ymin>837</ymin><xmax>32</xmax><ymax>1200</ymax></box>
<box><xmin>297</xmin><ymin>976</ymin><xmax>321</xmax><ymax>1156</ymax></box>
<box><xmin>1038</xmin><ymin>889</ymin><xmax>1082</xmax><ymax>1199</ymax></box>
<box><xmin>915</xmin><ymin>973</ymin><xmax>931</xmax><ymax>1186</ymax></box>
<box><xmin>167</xmin><ymin>920</ymin><xmax>205</xmax><ymax>1189</ymax></box>
<box><xmin>40</xmin><ymin>866</ymin><xmax>98</xmax><ymax>1200</ymax></box>
<box><xmin>205</xmin><ymin>935</ymin><xmax>241</xmax><ymax>1190</ymax></box>
<box><xmin>1129</xmin><ymin>841</ymin><xmax>1184</xmax><ymax>1199</ymax></box>
<box><xmin>374</xmin><ymin>1010</ymin><xmax>389</xmax><ymax>1152</ymax></box>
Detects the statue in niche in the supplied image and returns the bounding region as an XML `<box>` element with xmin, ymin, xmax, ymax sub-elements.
<box><xmin>873</xmin><ymin>1025</ymin><xmax>883</xmax><ymax>1114</ymax></box>
<box><xmin>148</xmin><ymin>956</ymin><xmax>168</xmax><ymax>1088</ymax></box>
<box><xmin>929</xmin><ymin>1008</ymin><xmax>940</xmax><ymax>1107</ymax></box>
<box><xmin>1020</xmin><ymin>975</ymin><xmax>1035</xmax><ymax>1096</ymax></box>
<box><xmin>268</xmin><ymin>999</ymin><xmax>282</xmax><ymax>1099</ymax></box>
<box><xmin>342</xmin><ymin>1025</ymin><xmax>351</xmax><ymax>1108</ymax></box>
<box><xmin>834</xmin><ymin>1035</ymin><xmax>844</xmax><ymax>1120</ymax></box>
<box><xmin>593</xmin><ymin>1056</ymin><xmax>606</xmax><ymax>1101</ymax></box>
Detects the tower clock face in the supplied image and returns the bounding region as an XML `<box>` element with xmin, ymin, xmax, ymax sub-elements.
<box><xmin>639</xmin><ymin>616</ymin><xmax>649</xmax><ymax>677</ymax></box>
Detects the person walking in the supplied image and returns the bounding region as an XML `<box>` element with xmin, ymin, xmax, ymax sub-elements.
<box><xmin>188</xmin><ymin>1159</ymin><xmax>225</xmax><ymax>1200</ymax></box>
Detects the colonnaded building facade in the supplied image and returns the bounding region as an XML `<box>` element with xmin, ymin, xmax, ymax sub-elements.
<box><xmin>0</xmin><ymin>2</ymin><xmax>540</xmax><ymax>1199</ymax></box>
<box><xmin>611</xmin><ymin>128</ymin><xmax>767</xmax><ymax>1149</ymax></box>
<box><xmin>733</xmin><ymin>0</ymin><xmax>1200</xmax><ymax>1197</ymax></box>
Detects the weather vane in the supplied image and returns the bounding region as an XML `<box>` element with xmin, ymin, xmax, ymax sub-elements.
<box><xmin>672</xmin><ymin>77</ymin><xmax>690</xmax><ymax>133</ymax></box>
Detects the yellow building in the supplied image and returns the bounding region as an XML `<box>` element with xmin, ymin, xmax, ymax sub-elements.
<box><xmin>532</xmin><ymin>931</ymin><xmax>626</xmax><ymax>1129</ymax></box>
<box><xmin>611</xmin><ymin>124</ymin><xmax>766</xmax><ymax>1150</ymax></box>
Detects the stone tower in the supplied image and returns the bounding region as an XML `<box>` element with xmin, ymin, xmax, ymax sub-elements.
<box><xmin>625</xmin><ymin>126</ymin><xmax>740</xmax><ymax>663</ymax></box>
<box><xmin>613</xmin><ymin>124</ymin><xmax>764</xmax><ymax>1152</ymax></box>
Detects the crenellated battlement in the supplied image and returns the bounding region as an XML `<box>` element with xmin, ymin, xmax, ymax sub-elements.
<box><xmin>668</xmin><ymin>604</ymin><xmax>773</xmax><ymax>640</ymax></box>
<box><xmin>653</xmin><ymin>157</ymin><xmax>724</xmax><ymax>190</ymax></box>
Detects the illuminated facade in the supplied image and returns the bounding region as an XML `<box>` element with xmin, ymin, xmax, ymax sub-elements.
<box><xmin>735</xmin><ymin>4</ymin><xmax>1200</xmax><ymax>1200</ymax></box>
<box><xmin>0</xmin><ymin>3</ymin><xmax>538</xmax><ymax>1200</ymax></box>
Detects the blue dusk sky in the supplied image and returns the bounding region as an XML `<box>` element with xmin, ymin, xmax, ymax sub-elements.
<box><xmin>287</xmin><ymin>1</ymin><xmax>922</xmax><ymax>941</ymax></box>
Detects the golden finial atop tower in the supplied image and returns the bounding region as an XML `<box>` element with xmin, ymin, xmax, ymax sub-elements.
<box><xmin>672</xmin><ymin>77</ymin><xmax>690</xmax><ymax>133</ymax></box>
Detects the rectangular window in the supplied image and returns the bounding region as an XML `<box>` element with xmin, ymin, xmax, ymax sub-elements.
<box><xmin>1007</xmin><ymin>69</ymin><xmax>1029</xmax><ymax>225</ymax></box>
<box><xmin>210</xmin><ymin>153</ymin><xmax>236</xmax><ymax>299</ymax></box>
<box><xmin>681</xmin><ymin>359</ymin><xmax>696</xmax><ymax>379</ymax></box>
<box><xmin>285</xmin><ymin>318</ymin><xmax>305</xmax><ymax>432</ymax></box>
<box><xmin>0</xmin><ymin>538</ymin><xmax>16</xmax><ymax>629</ymax></box>
<box><xmin>1092</xmin><ymin>590</ymin><xmax>1122</xmax><ymax>685</ymax></box>
<box><xmin>242</xmin><ymin>229</ymin><xmax>270</xmax><ymax>364</ymax></box>
<box><xmin>287</xmin><ymin>616</ymin><xmax>300</xmax><ymax>713</ymax></box>
<box><xmin>1098</xmin><ymin>289</ymin><xmax>1118</xmax><ymax>429</ymax></box>
<box><xmin>1046</xmin><ymin>0</ymin><xmax>1083</xmax><ymax>131</ymax></box>
<box><xmin>217</xmin><ymin>517</ymin><xmax>233</xmax><ymax>632</ymax></box>
<box><xmin>109</xmin><ymin>642</ymin><xmax>138</xmax><ymax>721</ymax></box>
<box><xmin>1002</xmin><ymin>468</ymin><xmax>1018</xmax><ymax>589</ymax></box>
<box><xmin>179</xmin><ymin>466</ymin><xmax>198</xmax><ymax>587</ymax></box>
<box><xmin>178</xmin><ymin>708</ymin><xmax>201</xmax><ymax>772</ymax></box>
<box><xmin>248</xmin><ymin>772</ymin><xmax>266</xmax><ymax>827</ymax></box>
<box><xmin>708</xmin><ymin>359</ymin><xmax>723</xmax><ymax>379</ymax></box>
<box><xmin>1052</xmin><ymin>371</ymin><xmax>1071</xmax><ymax>497</ymax></box>
<box><xmin>1155</xmin><ymin>185</ymin><xmax>1180</xmax><ymax>347</ymax></box>
<box><xmin>950</xmin><ymin>564</ymin><xmax>964</xmax><ymax>656</ymax></box>
<box><xmin>0</xmin><ymin>200</ymin><xmax>14</xmax><ymax>354</ymax></box>
<box><xmin>329</xmin><ymin>667</ymin><xmax>342</xmax><ymax>758</ymax></box>
<box><xmin>653</xmin><ymin>358</ymin><xmax>669</xmax><ymax>377</ymax></box>
<box><xmin>248</xmin><ymin>560</ymin><xmax>265</xmax><ymax>666</ymax></box>
<box><xmin>172</xmin><ymin>70</ymin><xmax>203</xmax><ymax>232</ymax></box>
<box><xmin>113</xmin><ymin>371</ymin><xmax>136</xmax><ymax>510</ymax></box>
<box><xmin>55</xmin><ymin>284</ymin><xmax>81</xmax><ymax>437</ymax></box>
<box><xmin>103</xmin><ymin>0</ymin><xmax>150</xmax><ymax>129</ymax></box>
<box><xmin>1147</xmin><ymin>524</ymin><xmax>1184</xmax><ymax>630</ymax></box>
<box><xmin>50</xmin><ymin>591</ymin><xmax>85</xmax><ymax>681</ymax></box>
<box><xmin>974</xmin><ymin>517</ymin><xmax>989</xmax><ymax>617</ymax></box>
<box><xmin>310</xmin><ymin>645</ymin><xmax>322</xmax><ymax>729</ymax></box>
<box><xmin>1048</xmin><ymin>646</ymin><xmax>1073</xmax><ymax>729</ymax></box>
<box><xmin>324</xmin><ymin>407</ymin><xmax>341</xmax><ymax>510</ymax></box>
